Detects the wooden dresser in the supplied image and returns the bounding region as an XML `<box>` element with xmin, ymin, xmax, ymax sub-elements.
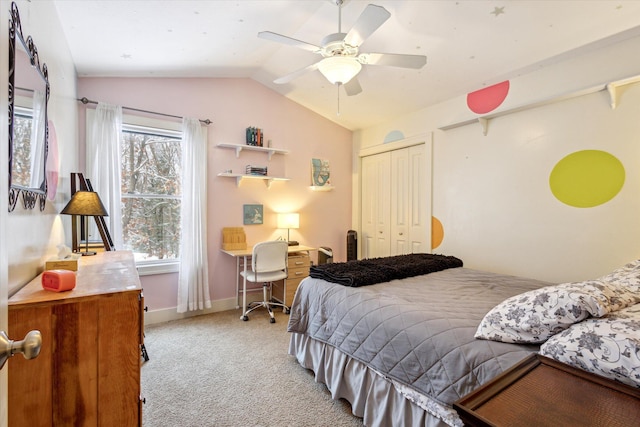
<box><xmin>454</xmin><ymin>354</ymin><xmax>640</xmax><ymax>427</ymax></box>
<box><xmin>8</xmin><ymin>251</ymin><xmax>143</xmax><ymax>427</ymax></box>
<box><xmin>272</xmin><ymin>251</ymin><xmax>311</xmax><ymax>307</ymax></box>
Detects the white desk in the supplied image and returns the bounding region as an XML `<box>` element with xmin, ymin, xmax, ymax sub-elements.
<box><xmin>221</xmin><ymin>244</ymin><xmax>316</xmax><ymax>319</ymax></box>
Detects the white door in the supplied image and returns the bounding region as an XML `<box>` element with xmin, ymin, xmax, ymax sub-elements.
<box><xmin>390</xmin><ymin>149</ymin><xmax>410</xmax><ymax>255</ymax></box>
<box><xmin>408</xmin><ymin>144</ymin><xmax>429</xmax><ymax>253</ymax></box>
<box><xmin>361</xmin><ymin>152</ymin><xmax>391</xmax><ymax>258</ymax></box>
<box><xmin>390</xmin><ymin>144</ymin><xmax>429</xmax><ymax>255</ymax></box>
<box><xmin>361</xmin><ymin>139</ymin><xmax>432</xmax><ymax>259</ymax></box>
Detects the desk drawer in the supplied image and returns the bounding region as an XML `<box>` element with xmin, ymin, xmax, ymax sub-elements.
<box><xmin>288</xmin><ymin>254</ymin><xmax>310</xmax><ymax>269</ymax></box>
<box><xmin>287</xmin><ymin>266</ymin><xmax>308</xmax><ymax>280</ymax></box>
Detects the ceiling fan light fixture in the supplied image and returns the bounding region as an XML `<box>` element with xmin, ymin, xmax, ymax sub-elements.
<box><xmin>318</xmin><ymin>57</ymin><xmax>362</xmax><ymax>85</ymax></box>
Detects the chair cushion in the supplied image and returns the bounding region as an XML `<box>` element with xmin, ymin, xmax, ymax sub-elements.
<box><xmin>240</xmin><ymin>269</ymin><xmax>288</xmax><ymax>283</ymax></box>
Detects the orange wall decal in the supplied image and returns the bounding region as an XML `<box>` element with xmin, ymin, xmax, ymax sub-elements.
<box><xmin>431</xmin><ymin>216</ymin><xmax>444</xmax><ymax>250</ymax></box>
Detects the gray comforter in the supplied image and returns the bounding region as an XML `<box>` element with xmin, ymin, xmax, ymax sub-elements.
<box><xmin>287</xmin><ymin>267</ymin><xmax>551</xmax><ymax>406</ymax></box>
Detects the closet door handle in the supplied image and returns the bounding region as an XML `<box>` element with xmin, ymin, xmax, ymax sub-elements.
<box><xmin>0</xmin><ymin>330</ymin><xmax>42</xmax><ymax>370</ymax></box>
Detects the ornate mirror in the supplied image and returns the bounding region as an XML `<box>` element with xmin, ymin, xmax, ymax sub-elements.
<box><xmin>8</xmin><ymin>1</ymin><xmax>49</xmax><ymax>211</ymax></box>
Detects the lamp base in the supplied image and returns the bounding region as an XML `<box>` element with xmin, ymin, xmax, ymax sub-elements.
<box><xmin>78</xmin><ymin>251</ymin><xmax>97</xmax><ymax>256</ymax></box>
<box><xmin>287</xmin><ymin>241</ymin><xmax>299</xmax><ymax>246</ymax></box>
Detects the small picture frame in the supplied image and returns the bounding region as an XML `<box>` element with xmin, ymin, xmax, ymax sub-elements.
<box><xmin>311</xmin><ymin>158</ymin><xmax>331</xmax><ymax>186</ymax></box>
<box><xmin>243</xmin><ymin>204</ymin><xmax>263</xmax><ymax>225</ymax></box>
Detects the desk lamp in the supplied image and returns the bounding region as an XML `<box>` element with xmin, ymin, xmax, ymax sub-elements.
<box><xmin>61</xmin><ymin>191</ymin><xmax>109</xmax><ymax>256</ymax></box>
<box><xmin>277</xmin><ymin>213</ymin><xmax>299</xmax><ymax>246</ymax></box>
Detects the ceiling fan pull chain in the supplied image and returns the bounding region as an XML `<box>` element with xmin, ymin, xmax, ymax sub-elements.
<box><xmin>337</xmin><ymin>84</ymin><xmax>341</xmax><ymax>116</ymax></box>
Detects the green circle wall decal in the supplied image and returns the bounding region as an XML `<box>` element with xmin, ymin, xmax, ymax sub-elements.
<box><xmin>549</xmin><ymin>150</ymin><xmax>625</xmax><ymax>208</ymax></box>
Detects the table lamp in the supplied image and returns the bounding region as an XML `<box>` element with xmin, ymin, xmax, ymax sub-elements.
<box><xmin>61</xmin><ymin>191</ymin><xmax>109</xmax><ymax>256</ymax></box>
<box><xmin>277</xmin><ymin>212</ymin><xmax>299</xmax><ymax>246</ymax></box>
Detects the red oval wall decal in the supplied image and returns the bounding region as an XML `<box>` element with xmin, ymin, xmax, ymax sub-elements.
<box><xmin>466</xmin><ymin>80</ymin><xmax>510</xmax><ymax>114</ymax></box>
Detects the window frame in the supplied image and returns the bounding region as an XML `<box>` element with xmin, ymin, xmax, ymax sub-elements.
<box><xmin>119</xmin><ymin>114</ymin><xmax>183</xmax><ymax>275</ymax></box>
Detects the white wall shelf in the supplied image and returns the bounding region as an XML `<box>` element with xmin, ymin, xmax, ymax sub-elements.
<box><xmin>438</xmin><ymin>73</ymin><xmax>640</xmax><ymax>136</ymax></box>
<box><xmin>217</xmin><ymin>172</ymin><xmax>289</xmax><ymax>188</ymax></box>
<box><xmin>217</xmin><ymin>143</ymin><xmax>289</xmax><ymax>161</ymax></box>
<box><xmin>310</xmin><ymin>185</ymin><xmax>334</xmax><ymax>192</ymax></box>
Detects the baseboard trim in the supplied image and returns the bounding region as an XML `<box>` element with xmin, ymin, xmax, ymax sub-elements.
<box><xmin>144</xmin><ymin>294</ymin><xmax>266</xmax><ymax>326</ymax></box>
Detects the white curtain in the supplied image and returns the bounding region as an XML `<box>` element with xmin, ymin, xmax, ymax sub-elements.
<box><xmin>86</xmin><ymin>103</ymin><xmax>123</xmax><ymax>249</ymax></box>
<box><xmin>177</xmin><ymin>118</ymin><xmax>211</xmax><ymax>313</ymax></box>
<box><xmin>29</xmin><ymin>89</ymin><xmax>46</xmax><ymax>188</ymax></box>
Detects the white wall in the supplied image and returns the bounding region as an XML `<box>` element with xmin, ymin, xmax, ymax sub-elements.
<box><xmin>353</xmin><ymin>31</ymin><xmax>640</xmax><ymax>284</ymax></box>
<box><xmin>5</xmin><ymin>0</ymin><xmax>79</xmax><ymax>294</ymax></box>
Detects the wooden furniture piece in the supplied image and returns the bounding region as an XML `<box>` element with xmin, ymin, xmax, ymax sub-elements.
<box><xmin>454</xmin><ymin>354</ymin><xmax>640</xmax><ymax>427</ymax></box>
<box><xmin>271</xmin><ymin>251</ymin><xmax>311</xmax><ymax>307</ymax></box>
<box><xmin>8</xmin><ymin>251</ymin><xmax>144</xmax><ymax>426</ymax></box>
<box><xmin>221</xmin><ymin>244</ymin><xmax>315</xmax><ymax>316</ymax></box>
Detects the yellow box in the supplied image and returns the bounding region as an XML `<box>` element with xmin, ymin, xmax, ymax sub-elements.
<box><xmin>222</xmin><ymin>227</ymin><xmax>247</xmax><ymax>251</ymax></box>
<box><xmin>45</xmin><ymin>259</ymin><xmax>78</xmax><ymax>272</ymax></box>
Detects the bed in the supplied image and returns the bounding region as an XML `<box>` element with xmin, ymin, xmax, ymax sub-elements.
<box><xmin>286</xmin><ymin>254</ymin><xmax>640</xmax><ymax>427</ymax></box>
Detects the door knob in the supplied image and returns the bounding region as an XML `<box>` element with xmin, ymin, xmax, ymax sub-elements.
<box><xmin>0</xmin><ymin>330</ymin><xmax>42</xmax><ymax>370</ymax></box>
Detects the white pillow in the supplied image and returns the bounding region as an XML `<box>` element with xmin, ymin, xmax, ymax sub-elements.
<box><xmin>474</xmin><ymin>281</ymin><xmax>610</xmax><ymax>344</ymax></box>
<box><xmin>539</xmin><ymin>303</ymin><xmax>640</xmax><ymax>389</ymax></box>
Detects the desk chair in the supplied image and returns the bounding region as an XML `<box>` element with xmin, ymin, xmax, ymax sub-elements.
<box><xmin>240</xmin><ymin>240</ymin><xmax>289</xmax><ymax>323</ymax></box>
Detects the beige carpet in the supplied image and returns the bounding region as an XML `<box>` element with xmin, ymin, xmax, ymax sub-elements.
<box><xmin>141</xmin><ymin>308</ymin><xmax>364</xmax><ymax>427</ymax></box>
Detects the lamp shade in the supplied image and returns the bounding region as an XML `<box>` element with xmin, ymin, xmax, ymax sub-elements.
<box><xmin>277</xmin><ymin>213</ymin><xmax>299</xmax><ymax>230</ymax></box>
<box><xmin>317</xmin><ymin>57</ymin><xmax>362</xmax><ymax>85</ymax></box>
<box><xmin>61</xmin><ymin>191</ymin><xmax>109</xmax><ymax>217</ymax></box>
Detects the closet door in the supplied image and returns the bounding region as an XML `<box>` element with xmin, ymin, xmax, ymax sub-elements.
<box><xmin>361</xmin><ymin>152</ymin><xmax>391</xmax><ymax>259</ymax></box>
<box><xmin>390</xmin><ymin>149</ymin><xmax>410</xmax><ymax>255</ymax></box>
<box><xmin>391</xmin><ymin>145</ymin><xmax>427</xmax><ymax>255</ymax></box>
<box><xmin>407</xmin><ymin>144</ymin><xmax>428</xmax><ymax>253</ymax></box>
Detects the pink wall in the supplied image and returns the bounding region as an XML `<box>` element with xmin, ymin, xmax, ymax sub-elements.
<box><xmin>77</xmin><ymin>77</ymin><xmax>353</xmax><ymax>311</ymax></box>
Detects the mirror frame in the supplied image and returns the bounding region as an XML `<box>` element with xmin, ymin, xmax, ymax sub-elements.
<box><xmin>8</xmin><ymin>1</ymin><xmax>50</xmax><ymax>212</ymax></box>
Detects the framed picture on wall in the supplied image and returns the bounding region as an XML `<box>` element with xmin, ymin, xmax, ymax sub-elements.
<box><xmin>243</xmin><ymin>204</ymin><xmax>263</xmax><ymax>225</ymax></box>
<box><xmin>311</xmin><ymin>158</ymin><xmax>331</xmax><ymax>186</ymax></box>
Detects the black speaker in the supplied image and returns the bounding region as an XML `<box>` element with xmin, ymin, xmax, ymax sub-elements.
<box><xmin>346</xmin><ymin>230</ymin><xmax>357</xmax><ymax>261</ymax></box>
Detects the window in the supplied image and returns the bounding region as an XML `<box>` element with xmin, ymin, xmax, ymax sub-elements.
<box><xmin>120</xmin><ymin>122</ymin><xmax>182</xmax><ymax>269</ymax></box>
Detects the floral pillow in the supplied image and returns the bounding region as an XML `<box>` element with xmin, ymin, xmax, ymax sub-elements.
<box><xmin>474</xmin><ymin>281</ymin><xmax>612</xmax><ymax>344</ymax></box>
<box><xmin>539</xmin><ymin>303</ymin><xmax>640</xmax><ymax>389</ymax></box>
<box><xmin>597</xmin><ymin>259</ymin><xmax>640</xmax><ymax>312</ymax></box>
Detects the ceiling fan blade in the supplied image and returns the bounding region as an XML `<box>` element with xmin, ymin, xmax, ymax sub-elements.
<box><xmin>359</xmin><ymin>53</ymin><xmax>427</xmax><ymax>69</ymax></box>
<box><xmin>274</xmin><ymin>62</ymin><xmax>320</xmax><ymax>84</ymax></box>
<box><xmin>258</xmin><ymin>31</ymin><xmax>321</xmax><ymax>53</ymax></box>
<box><xmin>343</xmin><ymin>77</ymin><xmax>362</xmax><ymax>96</ymax></box>
<box><xmin>343</xmin><ymin>4</ymin><xmax>391</xmax><ymax>47</ymax></box>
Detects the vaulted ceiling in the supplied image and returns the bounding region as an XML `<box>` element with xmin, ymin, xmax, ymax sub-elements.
<box><xmin>53</xmin><ymin>0</ymin><xmax>640</xmax><ymax>130</ymax></box>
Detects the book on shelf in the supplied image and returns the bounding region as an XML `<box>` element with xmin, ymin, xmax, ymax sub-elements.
<box><xmin>245</xmin><ymin>127</ymin><xmax>264</xmax><ymax>146</ymax></box>
<box><xmin>245</xmin><ymin>165</ymin><xmax>268</xmax><ymax>176</ymax></box>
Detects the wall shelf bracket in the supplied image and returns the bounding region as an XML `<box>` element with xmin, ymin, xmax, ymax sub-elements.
<box><xmin>478</xmin><ymin>118</ymin><xmax>489</xmax><ymax>136</ymax></box>
<box><xmin>606</xmin><ymin>75</ymin><xmax>640</xmax><ymax>109</ymax></box>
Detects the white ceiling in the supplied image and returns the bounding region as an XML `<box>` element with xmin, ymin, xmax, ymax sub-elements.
<box><xmin>53</xmin><ymin>0</ymin><xmax>640</xmax><ymax>131</ymax></box>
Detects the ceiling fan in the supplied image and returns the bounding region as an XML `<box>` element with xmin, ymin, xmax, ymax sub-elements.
<box><xmin>258</xmin><ymin>0</ymin><xmax>427</xmax><ymax>96</ymax></box>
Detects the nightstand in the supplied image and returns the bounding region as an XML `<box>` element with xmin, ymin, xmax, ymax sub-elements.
<box><xmin>454</xmin><ymin>354</ymin><xmax>640</xmax><ymax>427</ymax></box>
